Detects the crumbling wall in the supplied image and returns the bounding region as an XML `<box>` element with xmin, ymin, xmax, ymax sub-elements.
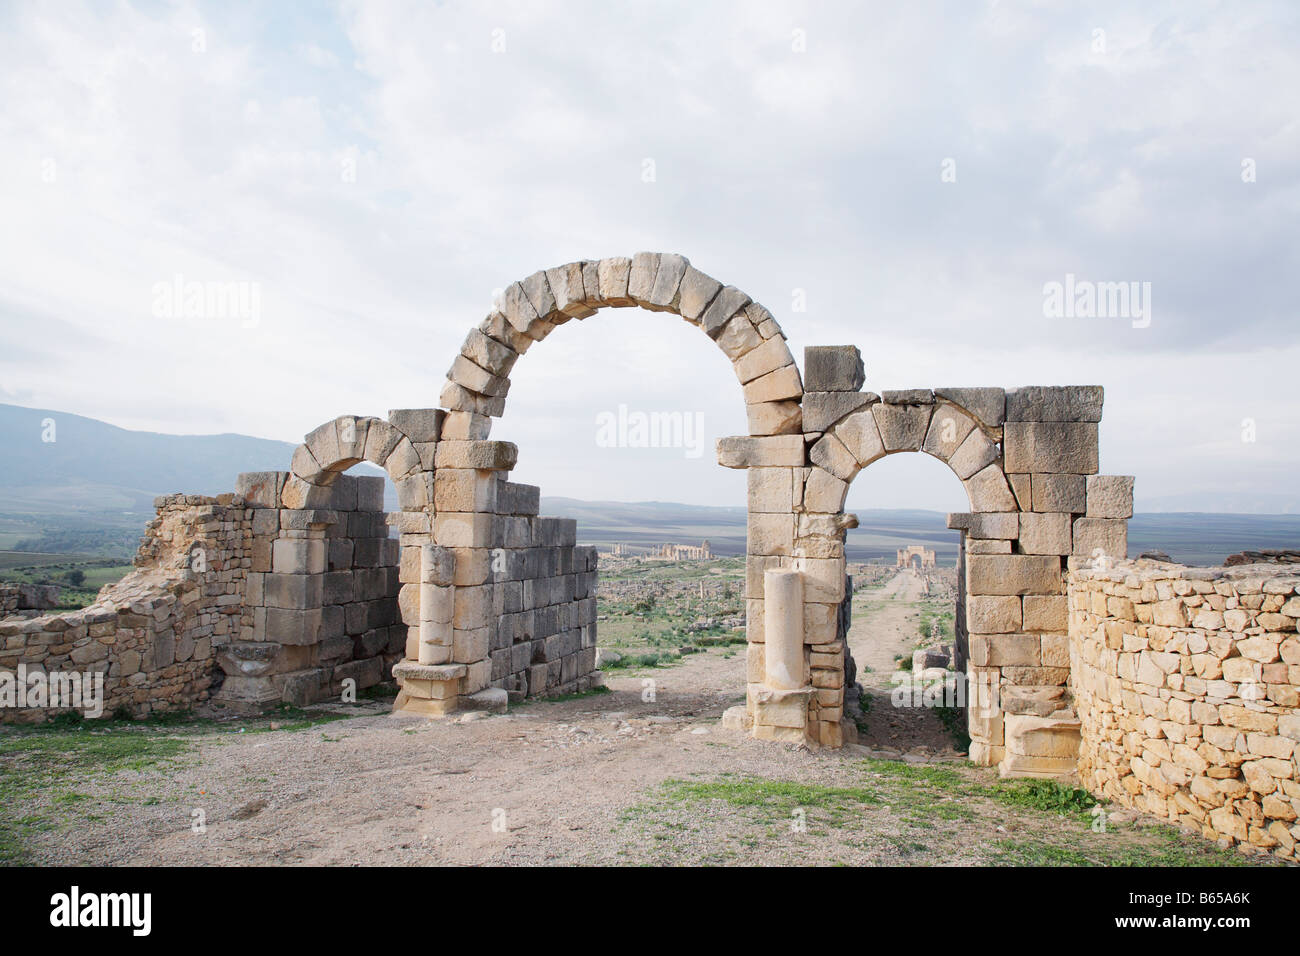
<box><xmin>0</xmin><ymin>494</ymin><xmax>253</xmax><ymax>722</ymax></box>
<box><xmin>1070</xmin><ymin>559</ymin><xmax>1300</xmax><ymax>858</ymax></box>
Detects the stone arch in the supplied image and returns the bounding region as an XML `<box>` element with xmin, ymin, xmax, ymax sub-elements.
<box><xmin>807</xmin><ymin>392</ymin><xmax>1017</xmax><ymax>516</ymax></box>
<box><xmin>282</xmin><ymin>412</ymin><xmax>436</xmax><ymax>512</ymax></box>
<box><xmin>438</xmin><ymin>253</ymin><xmax>803</xmax><ymax>439</ymax></box>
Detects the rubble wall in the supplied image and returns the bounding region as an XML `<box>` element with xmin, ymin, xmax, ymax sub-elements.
<box><xmin>0</xmin><ymin>495</ymin><xmax>253</xmax><ymax>722</ymax></box>
<box><xmin>1069</xmin><ymin>559</ymin><xmax>1300</xmax><ymax>858</ymax></box>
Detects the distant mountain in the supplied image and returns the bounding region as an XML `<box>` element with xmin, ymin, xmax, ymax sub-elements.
<box><xmin>1</xmin><ymin>403</ymin><xmax>1296</xmax><ymax>565</ymax></box>
<box><xmin>0</xmin><ymin>403</ymin><xmax>296</xmax><ymax>515</ymax></box>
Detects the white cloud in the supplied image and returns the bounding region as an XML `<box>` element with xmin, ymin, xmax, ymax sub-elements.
<box><xmin>0</xmin><ymin>0</ymin><xmax>1296</xmax><ymax>510</ymax></box>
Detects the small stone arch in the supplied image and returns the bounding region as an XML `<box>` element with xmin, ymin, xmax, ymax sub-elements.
<box><xmin>438</xmin><ymin>253</ymin><xmax>803</xmax><ymax>439</ymax></box>
<box><xmin>807</xmin><ymin>391</ymin><xmax>1017</xmax><ymax>516</ymax></box>
<box><xmin>282</xmin><ymin>412</ymin><xmax>436</xmax><ymax>512</ymax></box>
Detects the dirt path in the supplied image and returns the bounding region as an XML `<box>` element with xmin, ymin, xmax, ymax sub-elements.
<box><xmin>847</xmin><ymin>570</ymin><xmax>961</xmax><ymax>755</ymax></box>
<box><xmin>2</xmin><ymin>641</ymin><xmax>1270</xmax><ymax>867</ymax></box>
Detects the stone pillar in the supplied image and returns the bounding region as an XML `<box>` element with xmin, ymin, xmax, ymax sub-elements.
<box><xmin>417</xmin><ymin>543</ymin><xmax>454</xmax><ymax>665</ymax></box>
<box><xmin>763</xmin><ymin>568</ymin><xmax>804</xmax><ymax>689</ymax></box>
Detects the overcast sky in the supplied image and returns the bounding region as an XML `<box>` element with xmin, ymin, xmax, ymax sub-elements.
<box><xmin>1</xmin><ymin>1</ymin><xmax>1297</xmax><ymax>513</ymax></box>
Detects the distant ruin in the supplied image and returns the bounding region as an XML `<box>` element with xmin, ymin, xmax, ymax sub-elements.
<box><xmin>896</xmin><ymin>546</ymin><xmax>936</xmax><ymax>570</ymax></box>
<box><xmin>2</xmin><ymin>252</ymin><xmax>1296</xmax><ymax>858</ymax></box>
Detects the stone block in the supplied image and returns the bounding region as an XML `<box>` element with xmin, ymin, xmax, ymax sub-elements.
<box><xmin>809</xmin><ymin>434</ymin><xmax>858</xmax><ymax>481</ymax></box>
<box><xmin>1003</xmin><ymin>422</ymin><xmax>1099</xmax><ymax>474</ymax></box>
<box><xmin>1086</xmin><ymin>475</ymin><xmax>1134</xmax><ymax>519</ymax></box>
<box><xmin>677</xmin><ymin>265</ymin><xmax>723</xmax><ymax>321</ymax></box>
<box><xmin>748</xmin><ymin>468</ymin><xmax>795</xmax><ymax>513</ymax></box>
<box><xmin>743</xmin><ymin>365</ymin><xmax>802</xmax><ymax>404</ymax></box>
<box><xmin>596</xmin><ymin>256</ymin><xmax>633</xmax><ymax>306</ymax></box>
<box><xmin>922</xmin><ymin>404</ymin><xmax>977</xmax><ymax>461</ymax></box>
<box><xmin>968</xmin><ymin>596</ymin><xmax>1022</xmax><ymax>633</ymax></box>
<box><xmin>1073</xmin><ymin>517</ymin><xmax>1128</xmax><ymax>560</ymax></box>
<box><xmin>967</xmin><ymin>554</ymin><xmax>1062</xmax><ymax>596</ymax></box>
<box><xmin>964</xmin><ymin>465</ymin><xmax>1019</xmax><ymax>512</ymax></box>
<box><xmin>748</xmin><ymin>513</ymin><xmax>795</xmax><ymax>556</ymax></box>
<box><xmin>716</xmin><ymin>435</ymin><xmax>805</xmax><ymax>469</ymax></box>
<box><xmin>947</xmin><ymin>428</ymin><xmax>999</xmax><ymax>480</ymax></box>
<box><xmin>699</xmin><ymin>286</ymin><xmax>753</xmax><ymax>338</ymax></box>
<box><xmin>1018</xmin><ymin>512</ymin><xmax>1072</xmax><ymax>555</ymax></box>
<box><xmin>1031</xmin><ymin>473</ymin><xmax>1086</xmax><ymax>513</ymax></box>
<box><xmin>746</xmin><ymin>400</ymin><xmax>802</xmax><ymax>435</ymax></box>
<box><xmin>434</xmin><ymin>440</ymin><xmax>518</xmax><ymax>471</ymax></box>
<box><xmin>802</xmin><ymin>390</ymin><xmax>877</xmax><ymax>432</ymax></box>
<box><xmin>734</xmin><ymin>334</ymin><xmax>794</xmax><ymax>385</ymax></box>
<box><xmin>833</xmin><ymin>409</ymin><xmax>886</xmax><ymax>466</ymax></box>
<box><xmin>803</xmin><ymin>346</ymin><xmax>865</xmax><ymax>392</ymax></box>
<box><xmin>716</xmin><ymin>314</ymin><xmax>763</xmax><ymax>360</ymax></box>
<box><xmin>802</xmin><ymin>469</ymin><xmax>848</xmax><ymax>513</ymax></box>
<box><xmin>1022</xmin><ymin>594</ymin><xmax>1068</xmax><ymax>631</ymax></box>
<box><xmin>933</xmin><ymin>387</ymin><xmax>1006</xmax><ymax>427</ymax></box>
<box><xmin>871</xmin><ymin>403</ymin><xmax>932</xmax><ymax>452</ymax></box>
<box><xmin>1005</xmin><ymin>386</ymin><xmax>1103</xmax><ymax>422</ymax></box>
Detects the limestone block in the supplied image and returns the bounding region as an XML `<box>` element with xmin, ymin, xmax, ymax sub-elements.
<box><xmin>922</xmin><ymin>404</ymin><xmax>978</xmax><ymax>461</ymax></box>
<box><xmin>1086</xmin><ymin>475</ymin><xmax>1134</xmax><ymax>519</ymax></box>
<box><xmin>735</xmin><ymin>336</ymin><xmax>795</xmax><ymax>385</ymax></box>
<box><xmin>882</xmin><ymin>389</ymin><xmax>933</xmax><ymax>405</ymax></box>
<box><xmin>967</xmin><ymin>539</ymin><xmax>1011</xmax><ymax>554</ymax></box>
<box><xmin>597</xmin><ymin>256</ymin><xmax>634</xmax><ymax>306</ymax></box>
<box><xmin>969</xmin><ymin>633</ymin><xmax>1041</xmax><ymax>667</ymax></box>
<box><xmin>480</xmin><ymin>310</ymin><xmax>534</xmax><ymax>355</ymax></box>
<box><xmin>871</xmin><ymin>403</ymin><xmax>932</xmax><ymax>452</ymax></box>
<box><xmin>434</xmin><ymin>469</ymin><xmax>498</xmax><ymax>513</ymax></box>
<box><xmin>677</xmin><ymin>265</ymin><xmax>723</xmax><ymax>321</ymax></box>
<box><xmin>1031</xmin><ymin>473</ymin><xmax>1086</xmax><ymax>513</ymax></box>
<box><xmin>834</xmin><ymin>408</ymin><xmax>886</xmax><ymax>467</ymax></box>
<box><xmin>961</xmin><ymin>512</ymin><xmax>1018</xmax><ymax>539</ymax></box>
<box><xmin>1003</xmin><ymin>422</ymin><xmax>1099</xmax><ymax>474</ymax></box>
<box><xmin>743</xmin><ymin>365</ymin><xmax>802</xmax><ymax>405</ymax></box>
<box><xmin>291</xmin><ymin>444</ymin><xmax>325</xmax><ymax>484</ymax></box>
<box><xmin>748</xmin><ymin>468</ymin><xmax>795</xmax><ymax>512</ymax></box>
<box><xmin>519</xmin><ymin>269</ymin><xmax>557</xmax><ymax>321</ymax></box>
<box><xmin>627</xmin><ymin>252</ymin><xmax>661</xmax><ymax>304</ymax></box>
<box><xmin>580</xmin><ymin>260</ymin><xmax>603</xmax><ymax>307</ymax></box>
<box><xmin>434</xmin><ymin>440</ymin><xmax>518</xmax><ymax>471</ymax></box>
<box><xmin>304</xmin><ymin>420</ymin><xmax>342</xmax><ymax>472</ymax></box>
<box><xmin>265</xmin><ymin>608</ymin><xmax>322</xmax><ymax>646</ymax></box>
<box><xmin>748</xmin><ymin>513</ymin><xmax>795</xmax><ymax>556</ymax></box>
<box><xmin>1005</xmin><ymin>386</ymin><xmax>1103</xmax><ymax>422</ymax></box>
<box><xmin>501</xmin><ymin>281</ymin><xmax>548</xmax><ymax>338</ymax></box>
<box><xmin>546</xmin><ymin>262</ymin><xmax>596</xmax><ymax>318</ymax></box>
<box><xmin>434</xmin><ymin>513</ymin><xmax>495</xmax><ymax>549</ymax></box>
<box><xmin>803</xmin><ymin>346</ymin><xmax>865</xmax><ymax>392</ymax></box>
<box><xmin>1023</xmin><ymin>594</ymin><xmax>1068</xmax><ymax>631</ymax></box>
<box><xmin>1073</xmin><ymin>517</ymin><xmax>1128</xmax><ymax>560</ymax></box>
<box><xmin>947</xmin><ymin>428</ymin><xmax>998</xmax><ymax>480</ymax></box>
<box><xmin>645</xmin><ymin>253</ymin><xmax>688</xmax><ymax>311</ymax></box>
<box><xmin>1007</xmin><ymin>473</ymin><xmax>1031</xmax><ymax>511</ymax></box>
<box><xmin>796</xmin><ymin>558</ymin><xmax>845</xmax><ymax>604</ymax></box>
<box><xmin>460</xmin><ymin>329</ymin><xmax>519</xmax><ymax>377</ymax></box>
<box><xmin>272</xmin><ymin>538</ymin><xmax>326</xmax><ymax>575</ymax></box>
<box><xmin>968</xmin><ymin>595</ymin><xmax>1022</xmax><ymax>633</ymax></box>
<box><xmin>967</xmin><ymin>554</ymin><xmax>1062</xmax><ymax>596</ymax></box>
<box><xmin>808</xmin><ymin>434</ymin><xmax>858</xmax><ymax>481</ymax></box>
<box><xmin>715</xmin><ymin>314</ymin><xmax>763</xmax><ymax>360</ymax></box>
<box><xmin>1018</xmin><ymin>512</ymin><xmax>1073</xmax><ymax>555</ymax></box>
<box><xmin>803</xmin><ymin>390</ymin><xmax>877</xmax><ymax>432</ymax></box>
<box><xmin>746</xmin><ymin>400</ymin><xmax>802</xmax><ymax>436</ymax></box>
<box><xmin>963</xmin><ymin>465</ymin><xmax>1019</xmax><ymax>513</ymax></box>
<box><xmin>934</xmin><ymin>387</ymin><xmax>1006</xmax><ymax>427</ymax></box>
<box><xmin>716</xmin><ymin>435</ymin><xmax>805</xmax><ymax>469</ymax></box>
<box><xmin>802</xmin><ymin>468</ymin><xmax>848</xmax><ymax>513</ymax></box>
<box><xmin>449</xmin><ymin>354</ymin><xmax>510</xmax><ymax>398</ymax></box>
<box><xmin>441</xmin><ymin>411</ymin><xmax>491</xmax><ymax>441</ymax></box>
<box><xmin>439</xmin><ymin>381</ymin><xmax>506</xmax><ymax>418</ymax></box>
<box><xmin>699</xmin><ymin>286</ymin><xmax>752</xmax><ymax>338</ymax></box>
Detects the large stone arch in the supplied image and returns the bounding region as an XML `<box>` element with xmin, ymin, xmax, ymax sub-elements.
<box><xmin>437</xmin><ymin>253</ymin><xmax>803</xmax><ymax>440</ymax></box>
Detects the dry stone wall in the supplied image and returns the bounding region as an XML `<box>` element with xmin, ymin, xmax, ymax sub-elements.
<box><xmin>1070</xmin><ymin>559</ymin><xmax>1300</xmax><ymax>857</ymax></box>
<box><xmin>0</xmin><ymin>494</ymin><xmax>253</xmax><ymax>722</ymax></box>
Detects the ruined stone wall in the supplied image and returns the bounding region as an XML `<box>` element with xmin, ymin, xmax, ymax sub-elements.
<box><xmin>0</xmin><ymin>494</ymin><xmax>253</xmax><ymax>722</ymax></box>
<box><xmin>214</xmin><ymin>471</ymin><xmax>402</xmax><ymax>713</ymax></box>
<box><xmin>1069</xmin><ymin>559</ymin><xmax>1300</xmax><ymax>858</ymax></box>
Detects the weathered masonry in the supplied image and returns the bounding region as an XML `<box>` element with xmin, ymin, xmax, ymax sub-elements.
<box><xmin>2</xmin><ymin>252</ymin><xmax>1296</xmax><ymax>858</ymax></box>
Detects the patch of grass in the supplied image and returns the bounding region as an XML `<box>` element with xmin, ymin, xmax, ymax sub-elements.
<box><xmin>991</xmin><ymin>779</ymin><xmax>1098</xmax><ymax>819</ymax></box>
